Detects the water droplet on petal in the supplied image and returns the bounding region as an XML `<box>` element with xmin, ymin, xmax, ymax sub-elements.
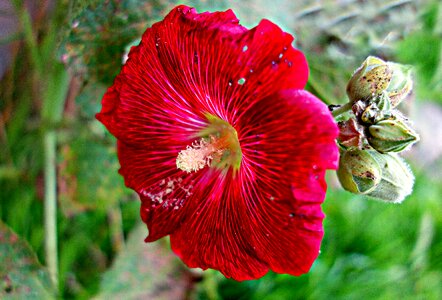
<box><xmin>279</xmin><ymin>53</ymin><xmax>283</xmax><ymax>59</ymax></box>
<box><xmin>242</xmin><ymin>45</ymin><xmax>248</xmax><ymax>52</ymax></box>
<box><xmin>313</xmin><ymin>164</ymin><xmax>318</xmax><ymax>170</ymax></box>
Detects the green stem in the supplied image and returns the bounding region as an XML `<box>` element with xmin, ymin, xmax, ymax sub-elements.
<box><xmin>331</xmin><ymin>102</ymin><xmax>353</xmax><ymax>118</ymax></box>
<box><xmin>44</xmin><ymin>131</ymin><xmax>59</xmax><ymax>292</ymax></box>
<box><xmin>12</xmin><ymin>0</ymin><xmax>43</xmax><ymax>75</ymax></box>
<box><xmin>108</xmin><ymin>205</ymin><xmax>125</xmax><ymax>253</ymax></box>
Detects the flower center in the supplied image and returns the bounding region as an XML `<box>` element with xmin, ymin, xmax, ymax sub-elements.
<box><xmin>176</xmin><ymin>115</ymin><xmax>242</xmax><ymax>173</ymax></box>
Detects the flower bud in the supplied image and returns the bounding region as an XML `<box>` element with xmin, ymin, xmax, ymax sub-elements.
<box><xmin>346</xmin><ymin>56</ymin><xmax>413</xmax><ymax>107</ymax></box>
<box><xmin>337</xmin><ymin>150</ymin><xmax>415</xmax><ymax>203</ymax></box>
<box><xmin>346</xmin><ymin>56</ymin><xmax>392</xmax><ymax>103</ymax></box>
<box><xmin>366</xmin><ymin>152</ymin><xmax>414</xmax><ymax>203</ymax></box>
<box><xmin>337</xmin><ymin>149</ymin><xmax>382</xmax><ymax>194</ymax></box>
<box><xmin>368</xmin><ymin>119</ymin><xmax>419</xmax><ymax>153</ymax></box>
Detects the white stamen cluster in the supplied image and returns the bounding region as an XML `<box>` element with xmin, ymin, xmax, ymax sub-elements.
<box><xmin>176</xmin><ymin>138</ymin><xmax>219</xmax><ymax>173</ymax></box>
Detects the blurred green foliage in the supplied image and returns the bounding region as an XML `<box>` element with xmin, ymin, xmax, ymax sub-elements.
<box><xmin>396</xmin><ymin>1</ymin><xmax>442</xmax><ymax>103</ymax></box>
<box><xmin>0</xmin><ymin>221</ymin><xmax>54</xmax><ymax>299</ymax></box>
<box><xmin>0</xmin><ymin>0</ymin><xmax>441</xmax><ymax>299</ymax></box>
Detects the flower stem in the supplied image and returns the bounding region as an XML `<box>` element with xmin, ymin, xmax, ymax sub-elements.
<box><xmin>331</xmin><ymin>102</ymin><xmax>353</xmax><ymax>118</ymax></box>
<box><xmin>44</xmin><ymin>130</ymin><xmax>59</xmax><ymax>292</ymax></box>
<box><xmin>12</xmin><ymin>0</ymin><xmax>43</xmax><ymax>75</ymax></box>
<box><xmin>108</xmin><ymin>205</ymin><xmax>125</xmax><ymax>253</ymax></box>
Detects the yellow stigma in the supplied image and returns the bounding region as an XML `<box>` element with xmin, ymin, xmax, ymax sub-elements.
<box><xmin>176</xmin><ymin>115</ymin><xmax>242</xmax><ymax>173</ymax></box>
<box><xmin>176</xmin><ymin>136</ymin><xmax>223</xmax><ymax>173</ymax></box>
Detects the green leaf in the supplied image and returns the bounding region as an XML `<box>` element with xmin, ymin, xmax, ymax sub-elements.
<box><xmin>96</xmin><ymin>223</ymin><xmax>190</xmax><ymax>299</ymax></box>
<box><xmin>0</xmin><ymin>221</ymin><xmax>54</xmax><ymax>299</ymax></box>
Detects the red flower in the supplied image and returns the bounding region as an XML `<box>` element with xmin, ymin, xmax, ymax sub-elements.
<box><xmin>97</xmin><ymin>5</ymin><xmax>339</xmax><ymax>280</ymax></box>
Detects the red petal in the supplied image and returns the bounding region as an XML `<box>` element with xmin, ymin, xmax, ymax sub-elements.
<box><xmin>96</xmin><ymin>5</ymin><xmax>338</xmax><ymax>280</ymax></box>
<box><xmin>96</xmin><ymin>5</ymin><xmax>308</xmax><ymax>146</ymax></box>
<box><xmin>170</xmin><ymin>90</ymin><xmax>338</xmax><ymax>280</ymax></box>
<box><xmin>170</xmin><ymin>169</ymin><xmax>269</xmax><ymax>280</ymax></box>
<box><xmin>118</xmin><ymin>141</ymin><xmax>204</xmax><ymax>241</ymax></box>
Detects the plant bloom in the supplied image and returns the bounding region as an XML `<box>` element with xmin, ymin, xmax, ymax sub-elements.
<box><xmin>96</xmin><ymin>5</ymin><xmax>339</xmax><ymax>280</ymax></box>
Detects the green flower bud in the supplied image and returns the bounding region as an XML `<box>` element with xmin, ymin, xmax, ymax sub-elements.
<box><xmin>366</xmin><ymin>152</ymin><xmax>414</xmax><ymax>203</ymax></box>
<box><xmin>337</xmin><ymin>150</ymin><xmax>415</xmax><ymax>203</ymax></box>
<box><xmin>337</xmin><ymin>149</ymin><xmax>382</xmax><ymax>194</ymax></box>
<box><xmin>346</xmin><ymin>56</ymin><xmax>393</xmax><ymax>103</ymax></box>
<box><xmin>368</xmin><ymin>118</ymin><xmax>419</xmax><ymax>153</ymax></box>
<box><xmin>346</xmin><ymin>56</ymin><xmax>413</xmax><ymax>107</ymax></box>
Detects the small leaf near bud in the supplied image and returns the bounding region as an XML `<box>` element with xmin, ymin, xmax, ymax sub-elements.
<box><xmin>368</xmin><ymin>118</ymin><xmax>419</xmax><ymax>153</ymax></box>
<box><xmin>373</xmin><ymin>92</ymin><xmax>392</xmax><ymax>111</ymax></box>
<box><xmin>337</xmin><ymin>149</ymin><xmax>382</xmax><ymax>194</ymax></box>
<box><xmin>366</xmin><ymin>152</ymin><xmax>414</xmax><ymax>203</ymax></box>
<box><xmin>386</xmin><ymin>63</ymin><xmax>413</xmax><ymax>107</ymax></box>
<box><xmin>338</xmin><ymin>118</ymin><xmax>365</xmax><ymax>148</ymax></box>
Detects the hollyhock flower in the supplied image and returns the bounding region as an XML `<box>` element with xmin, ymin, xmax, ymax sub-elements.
<box><xmin>96</xmin><ymin>5</ymin><xmax>339</xmax><ymax>280</ymax></box>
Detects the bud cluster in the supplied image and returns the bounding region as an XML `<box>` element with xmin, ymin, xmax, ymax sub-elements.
<box><xmin>331</xmin><ymin>56</ymin><xmax>419</xmax><ymax>203</ymax></box>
